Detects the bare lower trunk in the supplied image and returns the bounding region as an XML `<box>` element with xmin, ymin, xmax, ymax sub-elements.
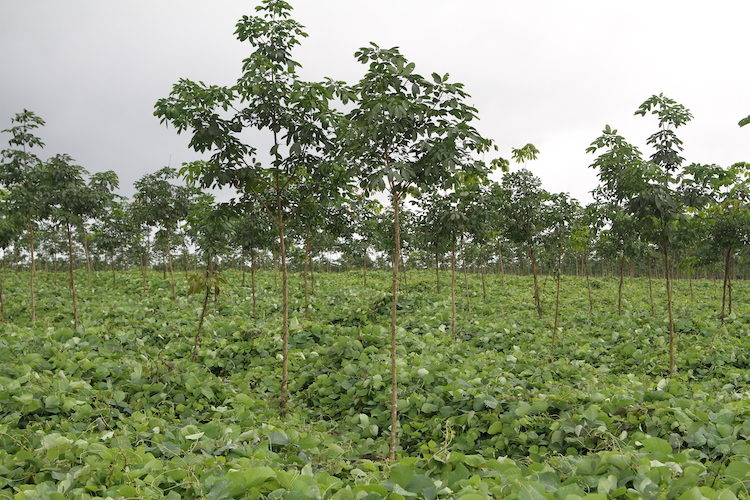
<box><xmin>167</xmin><ymin>226</ymin><xmax>176</xmax><ymax>301</ymax></box>
<box><xmin>584</xmin><ymin>251</ymin><xmax>593</xmax><ymax>313</ymax></box>
<box><xmin>461</xmin><ymin>237</ymin><xmax>471</xmax><ymax>314</ymax></box>
<box><xmin>389</xmin><ymin>190</ymin><xmax>402</xmax><ymax>461</ymax></box>
<box><xmin>479</xmin><ymin>247</ymin><xmax>487</xmax><ymax>300</ymax></box>
<box><xmin>435</xmin><ymin>249</ymin><xmax>440</xmax><ymax>294</ymax></box>
<box><xmin>451</xmin><ymin>235</ymin><xmax>457</xmax><ymax>338</ymax></box>
<box><xmin>648</xmin><ymin>254</ymin><xmax>655</xmax><ymax>316</ymax></box>
<box><xmin>81</xmin><ymin>223</ymin><xmax>92</xmax><ymax>287</ymax></box>
<box><xmin>664</xmin><ymin>242</ymin><xmax>676</xmax><ymax>378</ymax></box>
<box><xmin>251</xmin><ymin>250</ymin><xmax>257</xmax><ymax>318</ymax></box>
<box><xmin>721</xmin><ymin>247</ymin><xmax>731</xmax><ymax>324</ymax></box>
<box><xmin>28</xmin><ymin>220</ymin><xmax>36</xmax><ymax>323</ymax></box>
<box><xmin>617</xmin><ymin>252</ymin><xmax>625</xmax><ymax>315</ymax></box>
<box><xmin>551</xmin><ymin>244</ymin><xmax>562</xmax><ymax>359</ymax></box>
<box><xmin>529</xmin><ymin>244</ymin><xmax>542</xmax><ymax>319</ymax></box>
<box><xmin>192</xmin><ymin>272</ymin><xmax>211</xmax><ymax>363</ymax></box>
<box><xmin>66</xmin><ymin>223</ymin><xmax>79</xmax><ymax>329</ymax></box>
<box><xmin>279</xmin><ymin>219</ymin><xmax>290</xmax><ymax>414</ymax></box>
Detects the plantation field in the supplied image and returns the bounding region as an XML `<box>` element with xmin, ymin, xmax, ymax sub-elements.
<box><xmin>2</xmin><ymin>269</ymin><xmax>750</xmax><ymax>499</ymax></box>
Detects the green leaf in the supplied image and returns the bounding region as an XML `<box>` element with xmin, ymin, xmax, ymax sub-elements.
<box><xmin>641</xmin><ymin>436</ymin><xmax>672</xmax><ymax>454</ymax></box>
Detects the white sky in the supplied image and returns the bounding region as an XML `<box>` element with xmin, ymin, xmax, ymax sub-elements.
<box><xmin>1</xmin><ymin>1</ymin><xmax>748</xmax><ymax>205</ymax></box>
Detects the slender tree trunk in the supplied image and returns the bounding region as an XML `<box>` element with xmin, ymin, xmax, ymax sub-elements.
<box><xmin>279</xmin><ymin>217</ymin><xmax>290</xmax><ymax>413</ymax></box>
<box><xmin>721</xmin><ymin>247</ymin><xmax>731</xmax><ymax>324</ymax></box>
<box><xmin>363</xmin><ymin>252</ymin><xmax>367</xmax><ymax>287</ymax></box>
<box><xmin>184</xmin><ymin>243</ymin><xmax>190</xmax><ymax>280</ymax></box>
<box><xmin>28</xmin><ymin>220</ymin><xmax>36</xmax><ymax>323</ymax></box>
<box><xmin>435</xmin><ymin>249</ymin><xmax>441</xmax><ymax>294</ymax></box>
<box><xmin>303</xmin><ymin>228</ymin><xmax>310</xmax><ymax>319</ymax></box>
<box><xmin>498</xmin><ymin>240</ymin><xmax>505</xmax><ymax>285</ymax></box>
<box><xmin>618</xmin><ymin>252</ymin><xmax>625</xmax><ymax>316</ymax></box>
<box><xmin>584</xmin><ymin>251</ymin><xmax>593</xmax><ymax>313</ymax></box>
<box><xmin>664</xmin><ymin>242</ymin><xmax>676</xmax><ymax>378</ymax></box>
<box><xmin>0</xmin><ymin>275</ymin><xmax>5</xmax><ymax>322</ymax></box>
<box><xmin>461</xmin><ymin>236</ymin><xmax>471</xmax><ymax>314</ymax></box>
<box><xmin>192</xmin><ymin>270</ymin><xmax>212</xmax><ymax>363</ymax></box>
<box><xmin>166</xmin><ymin>226</ymin><xmax>176</xmax><ymax>300</ymax></box>
<box><xmin>551</xmin><ymin>243</ymin><xmax>562</xmax><ymax>359</ymax></box>
<box><xmin>80</xmin><ymin>223</ymin><xmax>92</xmax><ymax>287</ymax></box>
<box><xmin>389</xmin><ymin>189</ymin><xmax>402</xmax><ymax>461</ymax></box>
<box><xmin>251</xmin><ymin>249</ymin><xmax>257</xmax><ymax>318</ymax></box>
<box><xmin>66</xmin><ymin>223</ymin><xmax>79</xmax><ymax>329</ymax></box>
<box><xmin>110</xmin><ymin>253</ymin><xmax>116</xmax><ymax>287</ymax></box>
<box><xmin>241</xmin><ymin>247</ymin><xmax>246</xmax><ymax>287</ymax></box>
<box><xmin>529</xmin><ymin>244</ymin><xmax>542</xmax><ymax>319</ymax></box>
<box><xmin>480</xmin><ymin>247</ymin><xmax>487</xmax><ymax>300</ymax></box>
<box><xmin>451</xmin><ymin>235</ymin><xmax>457</xmax><ymax>338</ymax></box>
<box><xmin>648</xmin><ymin>254</ymin><xmax>655</xmax><ymax>316</ymax></box>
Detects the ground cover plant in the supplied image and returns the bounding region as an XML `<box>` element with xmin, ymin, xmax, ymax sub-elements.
<box><xmin>2</xmin><ymin>268</ymin><xmax>750</xmax><ymax>499</ymax></box>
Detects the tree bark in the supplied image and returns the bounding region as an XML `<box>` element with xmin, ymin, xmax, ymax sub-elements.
<box><xmin>66</xmin><ymin>223</ymin><xmax>79</xmax><ymax>329</ymax></box>
<box><xmin>389</xmin><ymin>189</ymin><xmax>402</xmax><ymax>461</ymax></box>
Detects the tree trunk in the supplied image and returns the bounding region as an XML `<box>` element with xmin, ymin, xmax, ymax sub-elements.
<box><xmin>721</xmin><ymin>247</ymin><xmax>731</xmax><ymax>324</ymax></box>
<box><xmin>191</xmin><ymin>270</ymin><xmax>212</xmax><ymax>363</ymax></box>
<box><xmin>617</xmin><ymin>252</ymin><xmax>625</xmax><ymax>316</ymax></box>
<box><xmin>451</xmin><ymin>234</ymin><xmax>457</xmax><ymax>338</ymax></box>
<box><xmin>435</xmin><ymin>249</ymin><xmax>440</xmax><ymax>294</ymax></box>
<box><xmin>166</xmin><ymin>226</ymin><xmax>176</xmax><ymax>301</ymax></box>
<box><xmin>80</xmin><ymin>223</ymin><xmax>92</xmax><ymax>287</ymax></box>
<box><xmin>461</xmin><ymin>236</ymin><xmax>471</xmax><ymax>314</ymax></box>
<box><xmin>584</xmin><ymin>251</ymin><xmax>593</xmax><ymax>313</ymax></box>
<box><xmin>663</xmin><ymin>242</ymin><xmax>676</xmax><ymax>378</ymax></box>
<box><xmin>647</xmin><ymin>254</ymin><xmax>655</xmax><ymax>316</ymax></box>
<box><xmin>551</xmin><ymin>243</ymin><xmax>562</xmax><ymax>359</ymax></box>
<box><xmin>479</xmin><ymin>247</ymin><xmax>487</xmax><ymax>300</ymax></box>
<box><xmin>529</xmin><ymin>244</ymin><xmax>542</xmax><ymax>319</ymax></box>
<box><xmin>279</xmin><ymin>217</ymin><xmax>290</xmax><ymax>414</ymax></box>
<box><xmin>28</xmin><ymin>219</ymin><xmax>36</xmax><ymax>323</ymax></box>
<box><xmin>241</xmin><ymin>247</ymin><xmax>246</xmax><ymax>287</ymax></box>
<box><xmin>110</xmin><ymin>252</ymin><xmax>116</xmax><ymax>287</ymax></box>
<box><xmin>0</xmin><ymin>275</ymin><xmax>5</xmax><ymax>322</ymax></box>
<box><xmin>389</xmin><ymin>189</ymin><xmax>402</xmax><ymax>461</ymax></box>
<box><xmin>363</xmin><ymin>252</ymin><xmax>367</xmax><ymax>287</ymax></box>
<box><xmin>251</xmin><ymin>249</ymin><xmax>257</xmax><ymax>318</ymax></box>
<box><xmin>66</xmin><ymin>223</ymin><xmax>79</xmax><ymax>329</ymax></box>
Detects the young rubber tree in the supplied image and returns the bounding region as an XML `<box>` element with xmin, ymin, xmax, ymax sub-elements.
<box><xmin>542</xmin><ymin>192</ymin><xmax>580</xmax><ymax>358</ymax></box>
<box><xmin>633</xmin><ymin>94</ymin><xmax>693</xmax><ymax>377</ymax></box>
<box><xmin>133</xmin><ymin>167</ymin><xmax>197</xmax><ymax>300</ymax></box>
<box><xmin>41</xmin><ymin>153</ymin><xmax>90</xmax><ymax>328</ymax></box>
<box><xmin>155</xmin><ymin>0</ymin><xmax>348</xmax><ymax>412</ymax></box>
<box><xmin>0</xmin><ymin>110</ymin><xmax>49</xmax><ymax>323</ymax></box>
<box><xmin>341</xmin><ymin>43</ymin><xmax>493</xmax><ymax>459</ymax></box>
<box><xmin>0</xmin><ymin>198</ymin><xmax>23</xmax><ymax>321</ymax></box>
<box><xmin>680</xmin><ymin>161</ymin><xmax>750</xmax><ymax>322</ymax></box>
<box><xmin>500</xmin><ymin>168</ymin><xmax>547</xmax><ymax>319</ymax></box>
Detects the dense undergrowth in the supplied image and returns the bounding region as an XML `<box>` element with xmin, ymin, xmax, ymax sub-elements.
<box><xmin>2</xmin><ymin>269</ymin><xmax>750</xmax><ymax>499</ymax></box>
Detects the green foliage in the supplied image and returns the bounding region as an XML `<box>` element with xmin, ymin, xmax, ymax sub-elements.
<box><xmin>2</xmin><ymin>270</ymin><xmax>750</xmax><ymax>499</ymax></box>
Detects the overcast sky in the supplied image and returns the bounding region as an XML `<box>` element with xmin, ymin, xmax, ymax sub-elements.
<box><xmin>1</xmin><ymin>1</ymin><xmax>748</xmax><ymax>205</ymax></box>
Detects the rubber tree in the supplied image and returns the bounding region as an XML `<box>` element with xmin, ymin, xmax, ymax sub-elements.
<box><xmin>155</xmin><ymin>0</ymin><xmax>347</xmax><ymax>412</ymax></box>
<box><xmin>79</xmin><ymin>171</ymin><xmax>119</xmax><ymax>286</ymax></box>
<box><xmin>633</xmin><ymin>94</ymin><xmax>693</xmax><ymax>378</ymax></box>
<box><xmin>0</xmin><ymin>199</ymin><xmax>22</xmax><ymax>321</ymax></box>
<box><xmin>679</xmin><ymin>161</ymin><xmax>750</xmax><ymax>321</ymax></box>
<box><xmin>91</xmin><ymin>201</ymin><xmax>133</xmax><ymax>286</ymax></box>
<box><xmin>341</xmin><ymin>43</ymin><xmax>492</xmax><ymax>460</ymax></box>
<box><xmin>232</xmin><ymin>203</ymin><xmax>275</xmax><ymax>317</ymax></box>
<box><xmin>341</xmin><ymin>194</ymin><xmax>383</xmax><ymax>286</ymax></box>
<box><xmin>0</xmin><ymin>110</ymin><xmax>49</xmax><ymax>322</ymax></box>
<box><xmin>500</xmin><ymin>168</ymin><xmax>547</xmax><ymax>319</ymax></box>
<box><xmin>543</xmin><ymin>192</ymin><xmax>579</xmax><ymax>358</ymax></box>
<box><xmin>133</xmin><ymin>167</ymin><xmax>197</xmax><ymax>300</ymax></box>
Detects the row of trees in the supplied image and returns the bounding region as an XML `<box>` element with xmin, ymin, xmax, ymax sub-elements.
<box><xmin>2</xmin><ymin>0</ymin><xmax>748</xmax><ymax>460</ymax></box>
